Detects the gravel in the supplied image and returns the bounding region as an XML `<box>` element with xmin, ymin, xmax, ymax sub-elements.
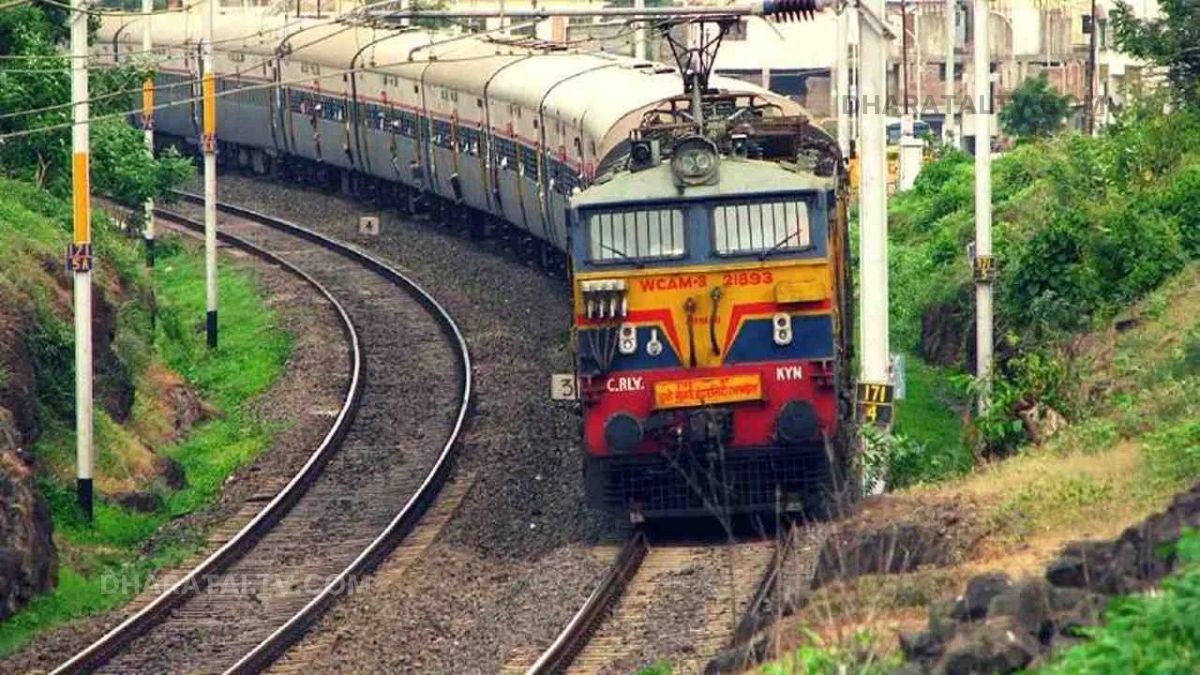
<box><xmin>1</xmin><ymin>228</ymin><xmax>350</xmax><ymax>674</ymax></box>
<box><xmin>194</xmin><ymin>175</ymin><xmax>625</xmax><ymax>673</ymax></box>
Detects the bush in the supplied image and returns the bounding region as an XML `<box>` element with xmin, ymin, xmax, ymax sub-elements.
<box><xmin>887</xmin><ymin>101</ymin><xmax>1200</xmax><ymax>456</ymax></box>
<box><xmin>1144</xmin><ymin>421</ymin><xmax>1200</xmax><ymax>488</ymax></box>
<box><xmin>1039</xmin><ymin>530</ymin><xmax>1200</xmax><ymax>674</ymax></box>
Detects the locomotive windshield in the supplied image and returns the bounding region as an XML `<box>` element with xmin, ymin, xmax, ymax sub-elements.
<box><xmin>587</xmin><ymin>207</ymin><xmax>686</xmax><ymax>263</ymax></box>
<box><xmin>712</xmin><ymin>200</ymin><xmax>811</xmax><ymax>256</ymax></box>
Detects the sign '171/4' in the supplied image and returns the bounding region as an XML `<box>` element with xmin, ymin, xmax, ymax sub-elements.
<box><xmin>856</xmin><ymin>382</ymin><xmax>894</xmax><ymax>428</ymax></box>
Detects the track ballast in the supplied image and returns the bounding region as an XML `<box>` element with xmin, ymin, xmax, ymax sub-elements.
<box><xmin>53</xmin><ymin>195</ymin><xmax>471</xmax><ymax>675</ymax></box>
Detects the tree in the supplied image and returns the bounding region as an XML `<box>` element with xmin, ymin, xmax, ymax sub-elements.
<box><xmin>1111</xmin><ymin>0</ymin><xmax>1200</xmax><ymax>106</ymax></box>
<box><xmin>0</xmin><ymin>4</ymin><xmax>191</xmax><ymax>205</ymax></box>
<box><xmin>999</xmin><ymin>74</ymin><xmax>1072</xmax><ymax>139</ymax></box>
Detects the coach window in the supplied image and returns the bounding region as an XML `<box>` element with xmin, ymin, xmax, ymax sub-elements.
<box><xmin>588</xmin><ymin>208</ymin><xmax>685</xmax><ymax>263</ymax></box>
<box><xmin>712</xmin><ymin>200</ymin><xmax>811</xmax><ymax>256</ymax></box>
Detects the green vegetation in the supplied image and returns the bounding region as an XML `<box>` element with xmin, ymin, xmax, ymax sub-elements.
<box><xmin>0</xmin><ymin>182</ymin><xmax>291</xmax><ymax>654</ymax></box>
<box><xmin>1000</xmin><ymin>74</ymin><xmax>1073</xmax><ymax>140</ymax></box>
<box><xmin>0</xmin><ymin>3</ymin><xmax>191</xmax><ymax>204</ymax></box>
<box><xmin>1039</xmin><ymin>530</ymin><xmax>1200</xmax><ymax>674</ymax></box>
<box><xmin>886</xmin><ymin>99</ymin><xmax>1199</xmax><ymax>462</ymax></box>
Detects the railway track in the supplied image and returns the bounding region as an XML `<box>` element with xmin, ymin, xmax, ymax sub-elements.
<box><xmin>53</xmin><ymin>195</ymin><xmax>472</xmax><ymax>674</ymax></box>
<box><xmin>529</xmin><ymin>525</ymin><xmax>822</xmax><ymax>675</ymax></box>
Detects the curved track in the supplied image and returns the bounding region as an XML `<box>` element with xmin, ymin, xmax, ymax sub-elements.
<box><xmin>54</xmin><ymin>196</ymin><xmax>472</xmax><ymax>675</ymax></box>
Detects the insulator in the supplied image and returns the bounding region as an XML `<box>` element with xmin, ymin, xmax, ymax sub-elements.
<box><xmin>762</xmin><ymin>0</ymin><xmax>821</xmax><ymax>22</ymax></box>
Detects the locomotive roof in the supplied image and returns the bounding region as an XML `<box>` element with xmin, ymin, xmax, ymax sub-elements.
<box><xmin>571</xmin><ymin>160</ymin><xmax>835</xmax><ymax>209</ymax></box>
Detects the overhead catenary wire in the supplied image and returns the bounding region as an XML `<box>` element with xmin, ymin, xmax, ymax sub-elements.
<box><xmin>0</xmin><ymin>19</ymin><xmax>361</xmax><ymax>123</ymax></box>
<box><xmin>0</xmin><ymin>6</ymin><xmax>648</xmax><ymax>128</ymax></box>
<box><xmin>35</xmin><ymin>0</ymin><xmax>211</xmax><ymax>17</ymax></box>
<box><xmin>0</xmin><ymin>0</ymin><xmax>411</xmax><ymax>124</ymax></box>
<box><xmin>0</xmin><ymin>40</ymin><xmax>656</xmax><ymax>143</ymax></box>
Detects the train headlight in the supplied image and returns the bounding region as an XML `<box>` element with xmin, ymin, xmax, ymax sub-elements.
<box><xmin>773</xmin><ymin>313</ymin><xmax>793</xmax><ymax>346</ymax></box>
<box><xmin>670</xmin><ymin>136</ymin><xmax>720</xmax><ymax>187</ymax></box>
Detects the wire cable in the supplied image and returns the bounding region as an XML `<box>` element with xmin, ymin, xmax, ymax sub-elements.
<box><xmin>0</xmin><ymin>44</ymin><xmax>640</xmax><ymax>142</ymax></box>
<box><xmin>0</xmin><ymin>16</ymin><xmax>363</xmax><ymax>123</ymax></box>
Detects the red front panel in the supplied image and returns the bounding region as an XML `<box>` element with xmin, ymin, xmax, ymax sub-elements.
<box><xmin>581</xmin><ymin>359</ymin><xmax>838</xmax><ymax>457</ymax></box>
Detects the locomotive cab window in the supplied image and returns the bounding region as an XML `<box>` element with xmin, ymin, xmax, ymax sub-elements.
<box><xmin>712</xmin><ymin>200</ymin><xmax>811</xmax><ymax>256</ymax></box>
<box><xmin>587</xmin><ymin>208</ymin><xmax>684</xmax><ymax>263</ymax></box>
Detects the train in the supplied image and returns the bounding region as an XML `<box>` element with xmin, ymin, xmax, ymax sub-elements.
<box><xmin>97</xmin><ymin>6</ymin><xmax>855</xmax><ymax>520</ymax></box>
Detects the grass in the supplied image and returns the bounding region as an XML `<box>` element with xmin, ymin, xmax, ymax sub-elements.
<box><xmin>887</xmin><ymin>356</ymin><xmax>972</xmax><ymax>488</ymax></box>
<box><xmin>0</xmin><ymin>236</ymin><xmax>292</xmax><ymax>657</ymax></box>
<box><xmin>757</xmin><ymin>265</ymin><xmax>1199</xmax><ymax>672</ymax></box>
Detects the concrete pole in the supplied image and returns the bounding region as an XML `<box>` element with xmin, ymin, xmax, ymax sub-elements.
<box><xmin>203</xmin><ymin>0</ymin><xmax>219</xmax><ymax>348</ymax></box>
<box><xmin>944</xmin><ymin>0</ymin><xmax>955</xmax><ymax>144</ymax></box>
<box><xmin>858</xmin><ymin>0</ymin><xmax>890</xmax><ymax>398</ymax></box>
<box><xmin>633</xmin><ymin>0</ymin><xmax>646</xmax><ymax>60</ymax></box>
<box><xmin>835</xmin><ymin>5</ymin><xmax>852</xmax><ymax>158</ymax></box>
<box><xmin>913</xmin><ymin>5</ymin><xmax>921</xmax><ymax>120</ymax></box>
<box><xmin>142</xmin><ymin>0</ymin><xmax>155</xmax><ymax>267</ymax></box>
<box><xmin>71</xmin><ymin>0</ymin><xmax>94</xmax><ymax>521</ymax></box>
<box><xmin>972</xmin><ymin>0</ymin><xmax>993</xmax><ymax>412</ymax></box>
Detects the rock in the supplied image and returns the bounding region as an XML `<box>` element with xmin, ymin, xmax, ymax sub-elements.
<box><xmin>0</xmin><ymin>429</ymin><xmax>57</xmax><ymax>621</ymax></box>
<box><xmin>166</xmin><ymin>378</ymin><xmax>208</xmax><ymax>440</ymax></box>
<box><xmin>938</xmin><ymin>617</ymin><xmax>1039</xmax><ymax>675</ymax></box>
<box><xmin>920</xmin><ymin>300</ymin><xmax>968</xmax><ymax>367</ymax></box>
<box><xmin>815</xmin><ymin>521</ymin><xmax>957</xmax><ymax>585</ymax></box>
<box><xmin>1052</xmin><ymin>589</ymin><xmax>1107</xmax><ymax>638</ymax></box>
<box><xmin>900</xmin><ymin>629</ymin><xmax>945</xmax><ymax>660</ymax></box>
<box><xmin>0</xmin><ymin>310</ymin><xmax>40</xmax><ymax>442</ymax></box>
<box><xmin>111</xmin><ymin>490</ymin><xmax>165</xmax><ymax>513</ymax></box>
<box><xmin>987</xmin><ymin>578</ymin><xmax>1054</xmax><ymax>643</ymax></box>
<box><xmin>952</xmin><ymin>572</ymin><xmax>1012</xmax><ymax>622</ymax></box>
<box><xmin>154</xmin><ymin>455</ymin><xmax>188</xmax><ymax>490</ymax></box>
<box><xmin>1016</xmin><ymin>404</ymin><xmax>1068</xmax><ymax>445</ymax></box>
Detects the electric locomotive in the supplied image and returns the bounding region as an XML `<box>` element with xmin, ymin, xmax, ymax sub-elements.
<box><xmin>570</xmin><ymin>100</ymin><xmax>853</xmax><ymax>519</ymax></box>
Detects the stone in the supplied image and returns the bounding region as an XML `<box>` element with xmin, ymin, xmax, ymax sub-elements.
<box><xmin>154</xmin><ymin>455</ymin><xmax>188</xmax><ymax>491</ymax></box>
<box><xmin>987</xmin><ymin>578</ymin><xmax>1054</xmax><ymax>642</ymax></box>
<box><xmin>937</xmin><ymin>617</ymin><xmax>1039</xmax><ymax>675</ymax></box>
<box><xmin>952</xmin><ymin>572</ymin><xmax>1012</xmax><ymax>622</ymax></box>
<box><xmin>111</xmin><ymin>490</ymin><xmax>165</xmax><ymax>513</ymax></box>
<box><xmin>0</xmin><ymin>443</ymin><xmax>57</xmax><ymax>621</ymax></box>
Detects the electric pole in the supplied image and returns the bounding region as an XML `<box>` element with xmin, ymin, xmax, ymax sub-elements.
<box><xmin>972</xmin><ymin>0</ymin><xmax>993</xmax><ymax>412</ymax></box>
<box><xmin>1086</xmin><ymin>0</ymin><xmax>1098</xmax><ymax>135</ymax></box>
<box><xmin>70</xmin><ymin>0</ymin><xmax>94</xmax><ymax>521</ymax></box>
<box><xmin>835</xmin><ymin>3</ymin><xmax>853</xmax><ymax>158</ymax></box>
<box><xmin>142</xmin><ymin>0</ymin><xmax>155</xmax><ymax>267</ymax></box>
<box><xmin>633</xmin><ymin>0</ymin><xmax>646</xmax><ymax>60</ymax></box>
<box><xmin>858</xmin><ymin>0</ymin><xmax>893</xmax><ymax>428</ymax></box>
<box><xmin>901</xmin><ymin>0</ymin><xmax>909</xmax><ymax>116</ymax></box>
<box><xmin>203</xmin><ymin>0</ymin><xmax>218</xmax><ymax>349</ymax></box>
<box><xmin>944</xmin><ymin>0</ymin><xmax>955</xmax><ymax>144</ymax></box>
